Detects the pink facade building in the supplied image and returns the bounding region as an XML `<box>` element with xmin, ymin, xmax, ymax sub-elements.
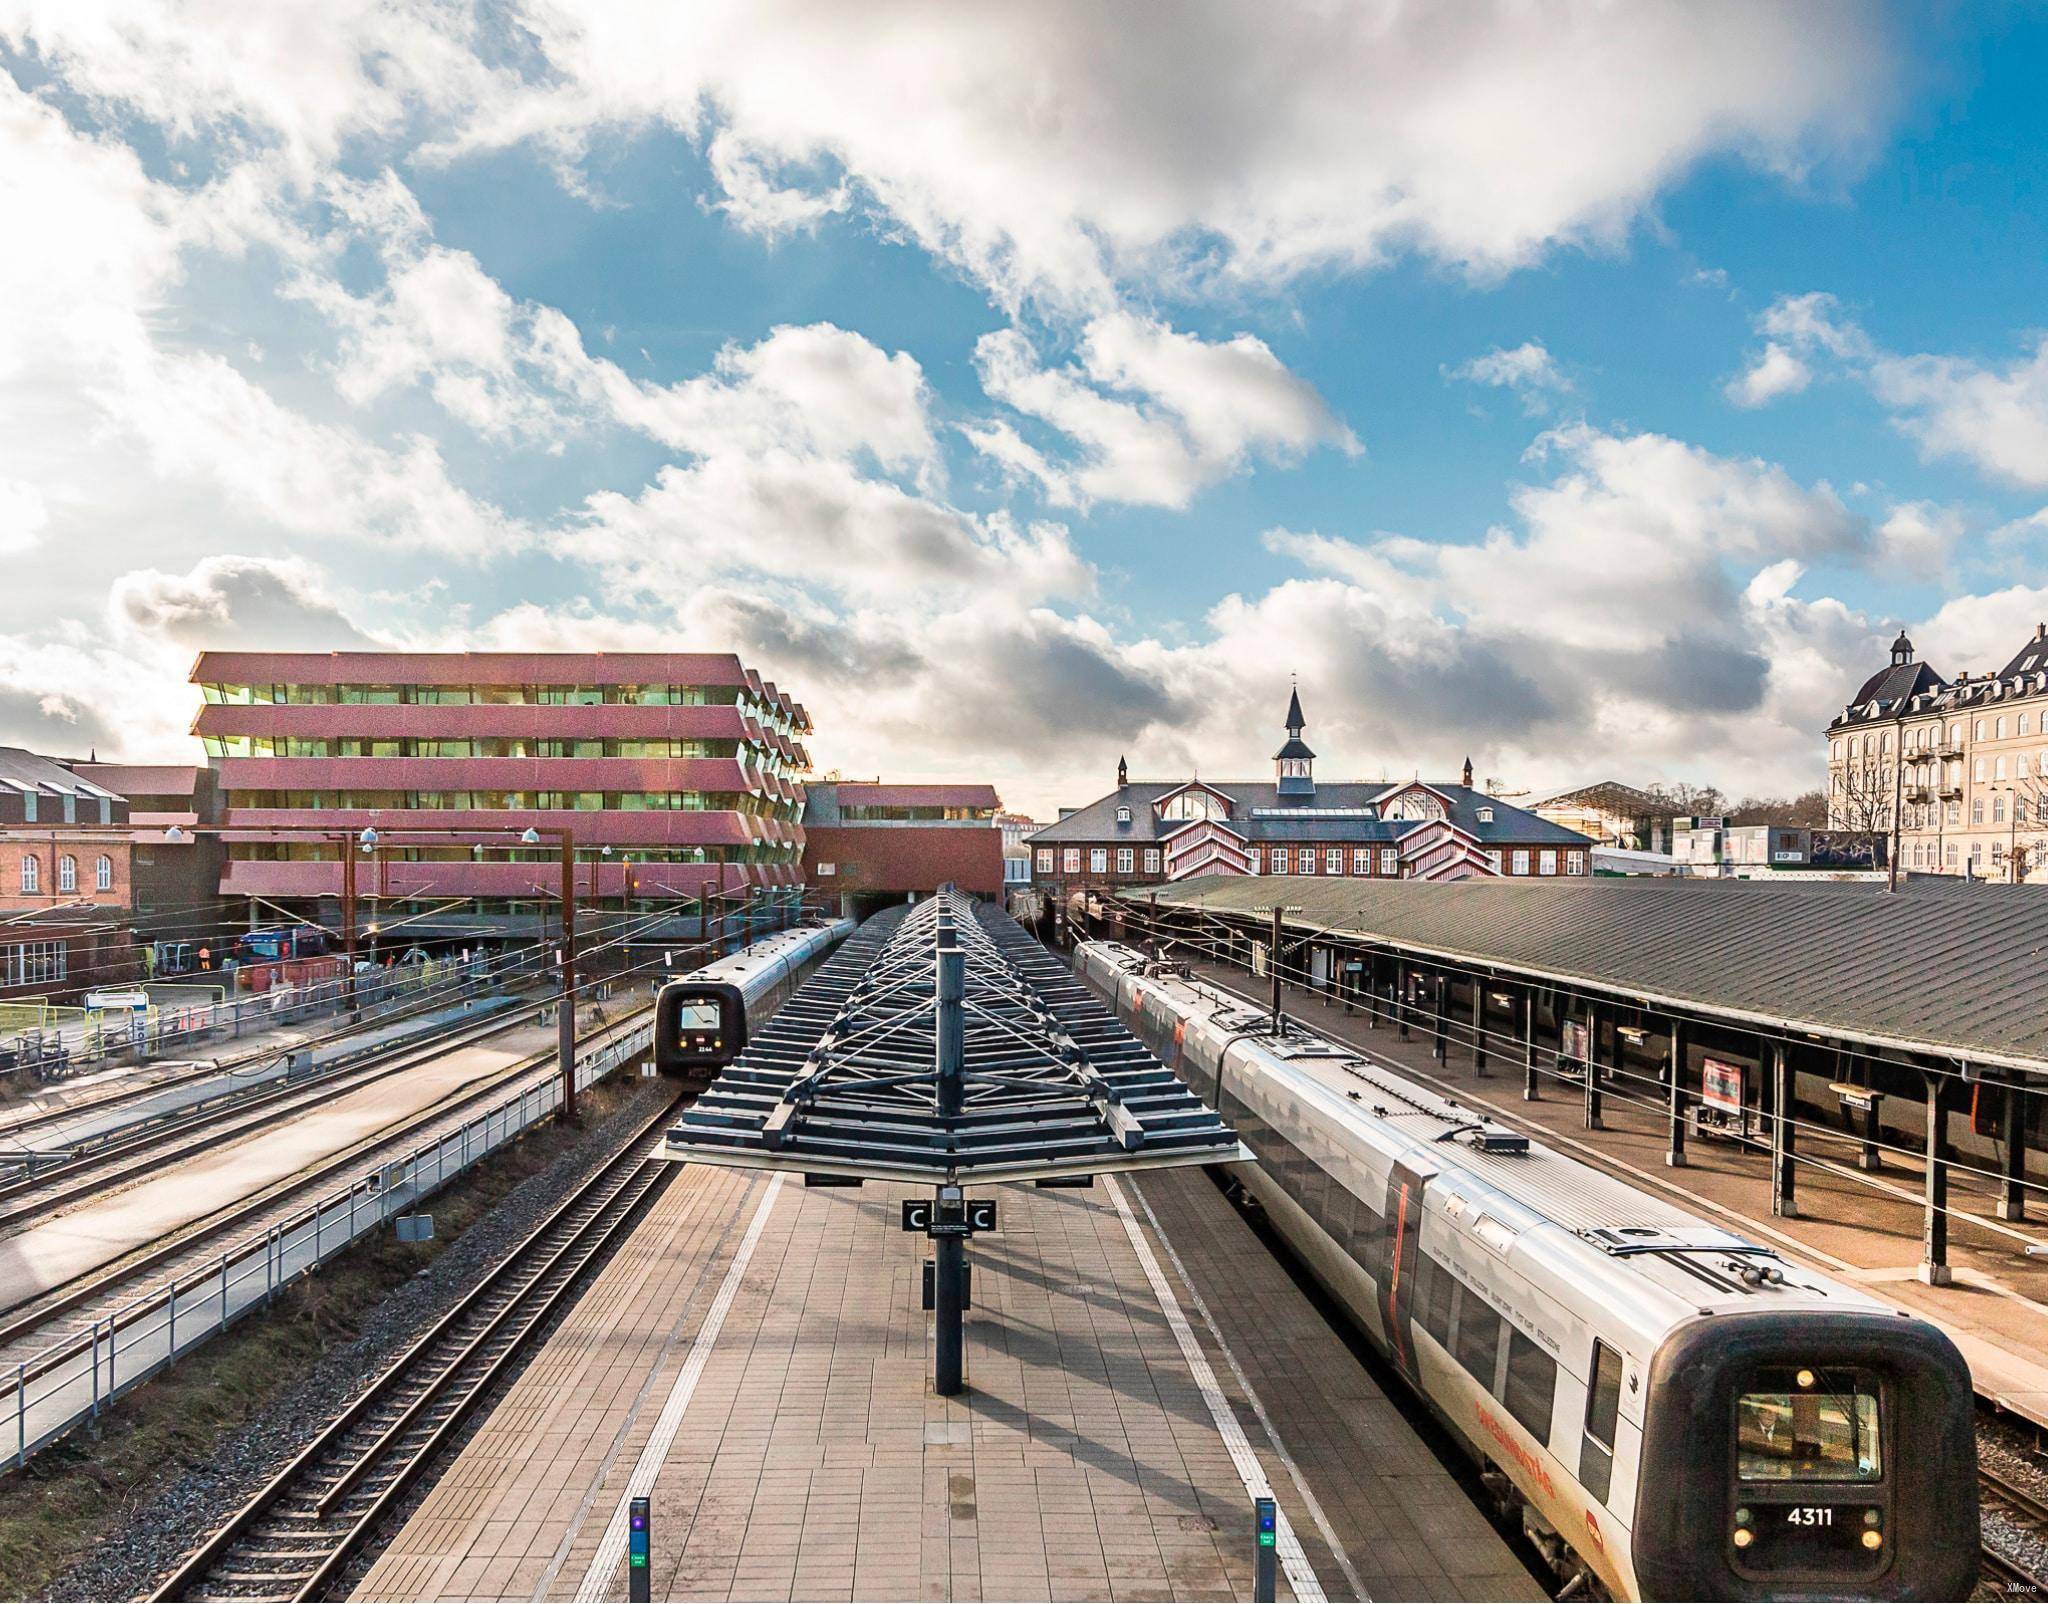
<box><xmin>190</xmin><ymin>652</ymin><xmax>810</xmax><ymax>937</ymax></box>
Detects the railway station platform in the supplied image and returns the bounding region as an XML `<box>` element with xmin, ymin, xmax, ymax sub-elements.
<box><xmin>359</xmin><ymin>1147</ymin><xmax>1541</xmax><ymax>1601</ymax></box>
<box><xmin>0</xmin><ymin>1013</ymin><xmax>565</xmax><ymax>1316</ymax></box>
<box><xmin>1171</xmin><ymin>954</ymin><xmax>2048</xmax><ymax>1435</ymax></box>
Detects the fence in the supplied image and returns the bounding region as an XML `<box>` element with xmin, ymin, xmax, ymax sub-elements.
<box><xmin>5</xmin><ymin>954</ymin><xmax>542</xmax><ymax>1081</ymax></box>
<box><xmin>0</xmin><ymin>999</ymin><xmax>657</xmax><ymax>1470</ymax></box>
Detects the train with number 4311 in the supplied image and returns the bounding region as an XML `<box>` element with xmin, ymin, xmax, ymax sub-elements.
<box><xmin>651</xmin><ymin>920</ymin><xmax>854</xmax><ymax>1080</ymax></box>
<box><xmin>1076</xmin><ymin>940</ymin><xmax>1979</xmax><ymax>1603</ymax></box>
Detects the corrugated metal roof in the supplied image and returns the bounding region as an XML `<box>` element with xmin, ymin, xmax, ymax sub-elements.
<box><xmin>1029</xmin><ymin>780</ymin><xmax>1590</xmax><ymax>847</ymax></box>
<box><xmin>1124</xmin><ymin>874</ymin><xmax>2048</xmax><ymax>1072</ymax></box>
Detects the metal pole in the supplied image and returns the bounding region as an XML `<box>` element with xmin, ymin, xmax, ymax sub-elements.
<box><xmin>2001</xmin><ymin>1081</ymin><xmax>2029</xmax><ymax>1222</ymax></box>
<box><xmin>934</xmin><ymin>921</ymin><xmax>967</xmax><ymax>1398</ymax></box>
<box><xmin>1268</xmin><ymin>904</ymin><xmax>1283</xmax><ymax>1030</ymax></box>
<box><xmin>1431</xmin><ymin>972</ymin><xmax>1447</xmax><ymax>1062</ymax></box>
<box><xmin>1921</xmin><ymin>1071</ymin><xmax>1952</xmax><ymax>1284</ymax></box>
<box><xmin>1666</xmin><ymin>1019</ymin><xmax>1687</xmax><ymax>1167</ymax></box>
<box><xmin>559</xmin><ymin>830</ymin><xmax>577</xmax><ymax>1121</ymax></box>
<box><xmin>1396</xmin><ymin>960</ymin><xmax>1410</xmax><ymax>1041</ymax></box>
<box><xmin>1583</xmin><ymin>1001</ymin><xmax>1603</xmax><ymax>1130</ymax></box>
<box><xmin>342</xmin><ymin>839</ymin><xmax>357</xmax><ymax>1019</ymax></box>
<box><xmin>934</xmin><ymin>1219</ymin><xmax>965</xmax><ymax>1398</ymax></box>
<box><xmin>1771</xmin><ymin>1042</ymin><xmax>1798</xmax><ymax>1218</ymax></box>
<box><xmin>1523</xmin><ymin>986</ymin><xmax>1539</xmax><ymax>1100</ymax></box>
<box><xmin>1472</xmin><ymin>983</ymin><xmax>1487</xmax><ymax>1076</ymax></box>
<box><xmin>936</xmin><ymin>926</ymin><xmax>964</xmax><ymax>1119</ymax></box>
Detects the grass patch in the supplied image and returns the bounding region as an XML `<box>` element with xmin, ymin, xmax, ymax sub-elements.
<box><xmin>0</xmin><ymin>1072</ymin><xmax>652</xmax><ymax>1600</ymax></box>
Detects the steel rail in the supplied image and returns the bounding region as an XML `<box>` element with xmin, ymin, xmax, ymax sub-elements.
<box><xmin>150</xmin><ymin>1096</ymin><xmax>682</xmax><ymax>1603</ymax></box>
<box><xmin>1982</xmin><ymin>1464</ymin><xmax>2048</xmax><ymax>1597</ymax></box>
<box><xmin>0</xmin><ymin>1005</ymin><xmax>537</xmax><ymax>1233</ymax></box>
<box><xmin>0</xmin><ymin>1004</ymin><xmax>653</xmax><ymax>1388</ymax></box>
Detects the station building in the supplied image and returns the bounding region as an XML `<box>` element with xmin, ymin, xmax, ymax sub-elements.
<box><xmin>0</xmin><ymin>749</ymin><xmax>138</xmax><ymax>1001</ymax></box>
<box><xmin>800</xmin><ymin>780</ymin><xmax>1005</xmax><ymax>913</ymax></box>
<box><xmin>1027</xmin><ymin>688</ymin><xmax>1593</xmax><ymax>900</ymax></box>
<box><xmin>189</xmin><ymin>652</ymin><xmax>810</xmax><ymax>940</ymax></box>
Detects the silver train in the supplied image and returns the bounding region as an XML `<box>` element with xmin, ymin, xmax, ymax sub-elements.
<box><xmin>652</xmin><ymin>919</ymin><xmax>854</xmax><ymax>1078</ymax></box>
<box><xmin>1077</xmin><ymin>940</ymin><xmax>1979</xmax><ymax>1602</ymax></box>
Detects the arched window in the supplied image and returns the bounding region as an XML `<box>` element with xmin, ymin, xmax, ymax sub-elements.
<box><xmin>19</xmin><ymin>856</ymin><xmax>37</xmax><ymax>894</ymax></box>
<box><xmin>57</xmin><ymin>855</ymin><xmax>76</xmax><ymax>893</ymax></box>
<box><xmin>95</xmin><ymin>855</ymin><xmax>112</xmax><ymax>891</ymax></box>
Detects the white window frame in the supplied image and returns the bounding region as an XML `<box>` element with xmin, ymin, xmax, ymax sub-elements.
<box><xmin>1512</xmin><ymin>849</ymin><xmax>1531</xmax><ymax>875</ymax></box>
<box><xmin>1142</xmin><ymin>848</ymin><xmax>1160</xmax><ymax>873</ymax></box>
<box><xmin>1271</xmin><ymin>850</ymin><xmax>1289</xmax><ymax>875</ymax></box>
<box><xmin>57</xmin><ymin>855</ymin><xmax>76</xmax><ymax>893</ymax></box>
<box><xmin>1062</xmin><ymin>847</ymin><xmax>1080</xmax><ymax>874</ymax></box>
<box><xmin>18</xmin><ymin>856</ymin><xmax>36</xmax><ymax>894</ymax></box>
<box><xmin>1380</xmin><ymin>848</ymin><xmax>1398</xmax><ymax>875</ymax></box>
<box><xmin>1351</xmin><ymin>847</ymin><xmax>1370</xmax><ymax>875</ymax></box>
<box><xmin>1089</xmin><ymin>848</ymin><xmax>1108</xmax><ymax>873</ymax></box>
<box><xmin>1035</xmin><ymin>848</ymin><xmax>1053</xmax><ymax>873</ymax></box>
<box><xmin>1566</xmin><ymin>849</ymin><xmax>1586</xmax><ymax>875</ymax></box>
<box><xmin>1248</xmin><ymin>848</ymin><xmax>1263</xmax><ymax>873</ymax></box>
<box><xmin>1298</xmin><ymin>848</ymin><xmax>1315</xmax><ymax>874</ymax></box>
<box><xmin>1324</xmin><ymin>847</ymin><xmax>1343</xmax><ymax>875</ymax></box>
<box><xmin>95</xmin><ymin>854</ymin><xmax>112</xmax><ymax>891</ymax></box>
<box><xmin>1116</xmin><ymin>847</ymin><xmax>1134</xmax><ymax>874</ymax></box>
<box><xmin>1538</xmin><ymin>849</ymin><xmax>1557</xmax><ymax>875</ymax></box>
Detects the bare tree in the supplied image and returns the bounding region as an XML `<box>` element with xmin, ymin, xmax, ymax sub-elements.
<box><xmin>1647</xmin><ymin>780</ymin><xmax>1729</xmax><ymax>817</ymax></box>
<box><xmin>1824</xmin><ymin>755</ymin><xmax>1897</xmax><ymax>872</ymax></box>
<box><xmin>1728</xmin><ymin>790</ymin><xmax>1828</xmax><ymax>828</ymax></box>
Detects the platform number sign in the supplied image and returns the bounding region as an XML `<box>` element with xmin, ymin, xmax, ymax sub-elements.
<box><xmin>628</xmin><ymin>1496</ymin><xmax>651</xmax><ymax>1603</ymax></box>
<box><xmin>1253</xmin><ymin>1496</ymin><xmax>1278</xmax><ymax>1603</ymax></box>
<box><xmin>901</xmin><ymin>1198</ymin><xmax>998</xmax><ymax>1236</ymax></box>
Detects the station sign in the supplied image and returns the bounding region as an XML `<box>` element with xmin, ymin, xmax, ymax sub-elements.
<box><xmin>901</xmin><ymin>1198</ymin><xmax>998</xmax><ymax>1235</ymax></box>
<box><xmin>1702</xmin><ymin>1056</ymin><xmax>1747</xmax><ymax>1115</ymax></box>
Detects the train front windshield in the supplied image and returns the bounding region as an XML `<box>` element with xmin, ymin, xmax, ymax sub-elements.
<box><xmin>1736</xmin><ymin>1369</ymin><xmax>1882</xmax><ymax>1482</ymax></box>
<box><xmin>669</xmin><ymin>1000</ymin><xmax>723</xmax><ymax>1036</ymax></box>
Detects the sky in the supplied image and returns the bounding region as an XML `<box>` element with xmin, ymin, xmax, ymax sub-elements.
<box><xmin>2</xmin><ymin>2</ymin><xmax>2047</xmax><ymax>819</ymax></box>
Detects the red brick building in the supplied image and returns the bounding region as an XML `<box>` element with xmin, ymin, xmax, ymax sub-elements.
<box><xmin>801</xmin><ymin>782</ymin><xmax>1005</xmax><ymax>909</ymax></box>
<box><xmin>1029</xmin><ymin>689</ymin><xmax>1593</xmax><ymax>901</ymax></box>
<box><xmin>0</xmin><ymin>750</ymin><xmax>138</xmax><ymax>1000</ymax></box>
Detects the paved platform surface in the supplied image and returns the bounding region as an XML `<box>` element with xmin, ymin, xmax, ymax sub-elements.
<box><xmin>359</xmin><ymin>1153</ymin><xmax>1538</xmax><ymax>1602</ymax></box>
<box><xmin>1177</xmin><ymin>955</ymin><xmax>2048</xmax><ymax>1435</ymax></box>
<box><xmin>0</xmin><ymin>1015</ymin><xmax>560</xmax><ymax>1314</ymax></box>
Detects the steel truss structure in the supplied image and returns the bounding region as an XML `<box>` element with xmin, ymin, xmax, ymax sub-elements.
<box><xmin>664</xmin><ymin>889</ymin><xmax>1244</xmax><ymax>1184</ymax></box>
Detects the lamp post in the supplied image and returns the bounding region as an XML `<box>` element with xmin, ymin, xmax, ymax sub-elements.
<box><xmin>519</xmin><ymin>824</ymin><xmax>578</xmax><ymax>1121</ymax></box>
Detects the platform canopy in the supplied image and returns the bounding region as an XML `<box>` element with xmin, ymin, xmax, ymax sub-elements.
<box><xmin>665</xmin><ymin>889</ymin><xmax>1246</xmax><ymax>1184</ymax></box>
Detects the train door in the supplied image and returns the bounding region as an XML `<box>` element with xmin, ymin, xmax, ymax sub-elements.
<box><xmin>1378</xmin><ymin>1161</ymin><xmax>1428</xmax><ymax>1384</ymax></box>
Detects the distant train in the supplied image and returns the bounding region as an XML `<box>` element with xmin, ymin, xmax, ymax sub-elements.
<box><xmin>1076</xmin><ymin>940</ymin><xmax>1979</xmax><ymax>1602</ymax></box>
<box><xmin>652</xmin><ymin>920</ymin><xmax>854</xmax><ymax>1079</ymax></box>
<box><xmin>151</xmin><ymin>927</ymin><xmax>333</xmax><ymax>978</ymax></box>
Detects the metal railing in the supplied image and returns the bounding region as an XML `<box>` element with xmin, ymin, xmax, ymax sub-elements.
<box><xmin>0</xmin><ymin>1003</ymin><xmax>655</xmax><ymax>1471</ymax></box>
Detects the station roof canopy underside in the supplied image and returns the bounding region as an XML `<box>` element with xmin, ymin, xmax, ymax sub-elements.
<box><xmin>1118</xmin><ymin>875</ymin><xmax>2048</xmax><ymax>1077</ymax></box>
<box><xmin>666</xmin><ymin>891</ymin><xmax>1245</xmax><ymax>1184</ymax></box>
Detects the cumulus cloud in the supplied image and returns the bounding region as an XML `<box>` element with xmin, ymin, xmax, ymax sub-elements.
<box><xmin>1725</xmin><ymin>342</ymin><xmax>1811</xmax><ymax>407</ymax></box>
<box><xmin>969</xmin><ymin>314</ymin><xmax>1356</xmax><ymax>509</ymax></box>
<box><xmin>109</xmin><ymin>554</ymin><xmax>378</xmax><ymax>652</ymax></box>
<box><xmin>1447</xmin><ymin>341</ymin><xmax>1573</xmax><ymax>413</ymax></box>
<box><xmin>1738</xmin><ymin>291</ymin><xmax>2048</xmax><ymax>489</ymax></box>
<box><xmin>433</xmin><ymin>1</ymin><xmax>1895</xmax><ymax>310</ymax></box>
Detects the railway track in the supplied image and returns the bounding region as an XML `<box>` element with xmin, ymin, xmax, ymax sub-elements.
<box><xmin>0</xmin><ymin>1003</ymin><xmax>535</xmax><ymax>1243</ymax></box>
<box><xmin>1982</xmin><ymin>1465</ymin><xmax>2048</xmax><ymax>1597</ymax></box>
<box><xmin>151</xmin><ymin>1095</ymin><xmax>681</xmax><ymax>1603</ymax></box>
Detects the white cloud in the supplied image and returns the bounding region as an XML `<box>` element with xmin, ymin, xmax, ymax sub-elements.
<box><xmin>971</xmin><ymin>313</ymin><xmax>1356</xmax><ymax>509</ymax></box>
<box><xmin>1872</xmin><ymin>501</ymin><xmax>1961</xmax><ymax>579</ymax></box>
<box><xmin>0</xmin><ymin>479</ymin><xmax>48</xmax><ymax>553</ymax></box>
<box><xmin>1725</xmin><ymin>341</ymin><xmax>1811</xmax><ymax>407</ymax></box>
<box><xmin>1447</xmin><ymin>341</ymin><xmax>1572</xmax><ymax>412</ymax></box>
<box><xmin>705</xmin><ymin>130</ymin><xmax>850</xmax><ymax>237</ymax></box>
<box><xmin>1740</xmin><ymin>291</ymin><xmax>2048</xmax><ymax>489</ymax></box>
<box><xmin>433</xmin><ymin>0</ymin><xmax>1895</xmax><ymax>309</ymax></box>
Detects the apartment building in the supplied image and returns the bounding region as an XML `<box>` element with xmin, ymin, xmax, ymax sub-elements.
<box><xmin>190</xmin><ymin>652</ymin><xmax>811</xmax><ymax>935</ymax></box>
<box><xmin>1825</xmin><ymin>625</ymin><xmax>2048</xmax><ymax>881</ymax></box>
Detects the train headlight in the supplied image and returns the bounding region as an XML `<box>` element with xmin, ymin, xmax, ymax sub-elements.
<box><xmin>1734</xmin><ymin>1507</ymin><xmax>1752</xmax><ymax>1526</ymax></box>
<box><xmin>1861</xmin><ymin>1529</ymin><xmax>1884</xmax><ymax>1551</ymax></box>
<box><xmin>1795</xmin><ymin>1368</ymin><xmax>1816</xmax><ymax>1388</ymax></box>
<box><xmin>1732</xmin><ymin>1528</ymin><xmax>1754</xmax><ymax>1549</ymax></box>
<box><xmin>1863</xmin><ymin>1509</ymin><xmax>1881</xmax><ymax>1527</ymax></box>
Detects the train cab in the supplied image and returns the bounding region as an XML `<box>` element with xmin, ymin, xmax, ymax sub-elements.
<box><xmin>652</xmin><ymin>980</ymin><xmax>749</xmax><ymax>1078</ymax></box>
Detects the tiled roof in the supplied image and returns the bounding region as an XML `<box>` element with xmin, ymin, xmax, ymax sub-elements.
<box><xmin>1123</xmin><ymin>874</ymin><xmax>2048</xmax><ymax>1072</ymax></box>
<box><xmin>1026</xmin><ymin>781</ymin><xmax>1591</xmax><ymax>848</ymax></box>
<box><xmin>0</xmin><ymin>748</ymin><xmax>121</xmax><ymax>801</ymax></box>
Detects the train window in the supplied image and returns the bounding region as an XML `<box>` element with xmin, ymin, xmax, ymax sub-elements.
<box><xmin>669</xmin><ymin>999</ymin><xmax>722</xmax><ymax>1034</ymax></box>
<box><xmin>1323</xmin><ymin>1175</ymin><xmax>1355</xmax><ymax>1247</ymax></box>
<box><xmin>1454</xmin><ymin>1296</ymin><xmax>1503</xmax><ymax>1393</ymax></box>
<box><xmin>1736</xmin><ymin>1369</ymin><xmax>1882</xmax><ymax>1483</ymax></box>
<box><xmin>1349</xmin><ymin>1195</ymin><xmax>1383</xmax><ymax>1282</ymax></box>
<box><xmin>1580</xmin><ymin>1339</ymin><xmax>1624</xmax><ymax>1505</ymax></box>
<box><xmin>1503</xmin><ymin>1329</ymin><xmax>1557</xmax><ymax>1442</ymax></box>
<box><xmin>1420</xmin><ymin>1255</ymin><xmax>1454</xmax><ymax>1349</ymax></box>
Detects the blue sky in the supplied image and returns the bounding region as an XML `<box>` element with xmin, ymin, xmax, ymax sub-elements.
<box><xmin>2</xmin><ymin>2</ymin><xmax>2046</xmax><ymax>815</ymax></box>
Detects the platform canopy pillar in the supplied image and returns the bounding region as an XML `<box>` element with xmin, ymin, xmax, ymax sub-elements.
<box><xmin>1522</xmin><ymin>987</ymin><xmax>1540</xmax><ymax>1101</ymax></box>
<box><xmin>1919</xmin><ymin>1070</ymin><xmax>1953</xmax><ymax>1285</ymax></box>
<box><xmin>1666</xmin><ymin>1018</ymin><xmax>1687</xmax><ymax>1168</ymax></box>
<box><xmin>1999</xmin><ymin>1081</ymin><xmax>2029</xmax><ymax>1223</ymax></box>
<box><xmin>1431</xmin><ymin>971</ymin><xmax>1448</xmax><ymax>1062</ymax></box>
<box><xmin>1583</xmin><ymin>999</ymin><xmax>1604</xmax><ymax>1130</ymax></box>
<box><xmin>1472</xmin><ymin>982</ymin><xmax>1489</xmax><ymax>1077</ymax></box>
<box><xmin>1395</xmin><ymin>960</ymin><xmax>1410</xmax><ymax>1041</ymax></box>
<box><xmin>1770</xmin><ymin>1042</ymin><xmax>1798</xmax><ymax>1218</ymax></box>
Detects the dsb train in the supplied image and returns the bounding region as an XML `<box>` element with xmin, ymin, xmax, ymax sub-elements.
<box><xmin>1076</xmin><ymin>941</ymin><xmax>1979</xmax><ymax>1602</ymax></box>
<box><xmin>652</xmin><ymin>919</ymin><xmax>854</xmax><ymax>1078</ymax></box>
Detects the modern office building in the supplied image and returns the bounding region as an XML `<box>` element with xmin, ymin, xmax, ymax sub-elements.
<box><xmin>189</xmin><ymin>652</ymin><xmax>810</xmax><ymax>939</ymax></box>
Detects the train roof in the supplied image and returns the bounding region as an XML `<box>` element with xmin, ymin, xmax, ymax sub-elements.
<box><xmin>1082</xmin><ymin>942</ymin><xmax>1901</xmax><ymax>1343</ymax></box>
